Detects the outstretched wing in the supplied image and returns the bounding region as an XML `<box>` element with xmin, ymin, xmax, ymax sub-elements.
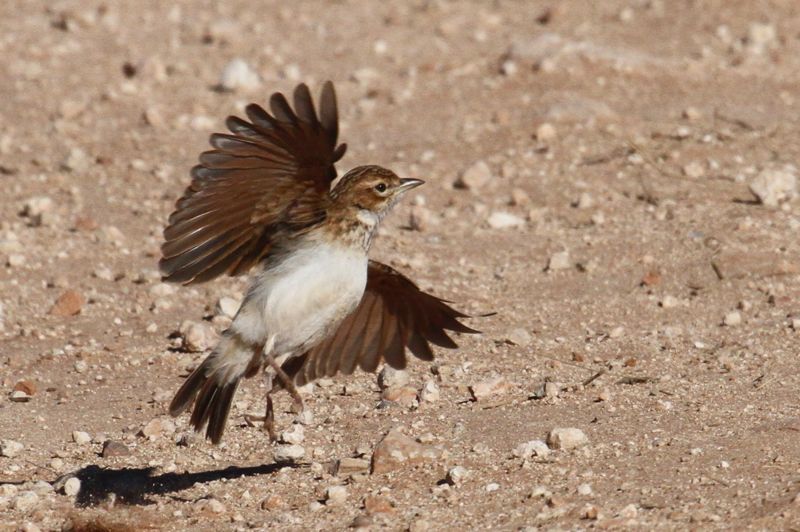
<box><xmin>279</xmin><ymin>261</ymin><xmax>479</xmax><ymax>386</ymax></box>
<box><xmin>160</xmin><ymin>82</ymin><xmax>348</xmax><ymax>284</ymax></box>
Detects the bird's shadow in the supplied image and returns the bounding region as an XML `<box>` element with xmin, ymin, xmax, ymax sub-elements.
<box><xmin>56</xmin><ymin>462</ymin><xmax>292</xmax><ymax>507</ymax></box>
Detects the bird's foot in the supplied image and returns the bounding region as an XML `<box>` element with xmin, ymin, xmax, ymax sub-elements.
<box><xmin>243</xmin><ymin>395</ymin><xmax>277</xmax><ymax>441</ymax></box>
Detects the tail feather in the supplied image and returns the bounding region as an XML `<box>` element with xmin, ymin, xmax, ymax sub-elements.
<box><xmin>168</xmin><ymin>333</ymin><xmax>253</xmax><ymax>444</ymax></box>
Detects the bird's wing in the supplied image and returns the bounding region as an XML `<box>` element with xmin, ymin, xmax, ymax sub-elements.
<box><xmin>280</xmin><ymin>261</ymin><xmax>479</xmax><ymax>386</ymax></box>
<box><xmin>160</xmin><ymin>82</ymin><xmax>348</xmax><ymax>284</ymax></box>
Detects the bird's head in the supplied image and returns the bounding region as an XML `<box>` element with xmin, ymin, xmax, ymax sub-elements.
<box><xmin>332</xmin><ymin>165</ymin><xmax>424</xmax><ymax>220</ymax></box>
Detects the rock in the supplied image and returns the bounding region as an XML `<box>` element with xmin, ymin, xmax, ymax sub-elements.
<box><xmin>13</xmin><ymin>380</ymin><xmax>36</xmax><ymax>397</ymax></box>
<box><xmin>746</xmin><ymin>23</ymin><xmax>777</xmax><ymax>55</ymax></box>
<box><xmin>382</xmin><ymin>386</ymin><xmax>418</xmax><ymax>406</ymax></box>
<box><xmin>469</xmin><ymin>376</ymin><xmax>513</xmax><ymax>401</ymax></box>
<box><xmin>619</xmin><ymin>503</ymin><xmax>638</xmax><ymax>519</ymax></box>
<box><xmin>378</xmin><ymin>366</ymin><xmax>409</xmax><ymax>390</ymax></box>
<box><xmin>279</xmin><ymin>424</ymin><xmax>305</xmax><ymax>445</ymax></box>
<box><xmin>486</xmin><ymin>482</ymin><xmax>500</xmax><ymax>492</ymax></box>
<box><xmin>1</xmin><ymin>439</ymin><xmax>23</xmax><ymax>457</ymax></box>
<box><xmin>660</xmin><ymin>295</ymin><xmax>679</xmax><ymax>309</ymax></box>
<box><xmin>50</xmin><ymin>290</ymin><xmax>85</xmax><ymax>317</ymax></box>
<box><xmin>325</xmin><ymin>485</ymin><xmax>348</xmax><ymax>505</ymax></box>
<box><xmin>102</xmin><ymin>440</ymin><xmax>131</xmax><ymax>457</ymax></box>
<box><xmin>22</xmin><ymin>196</ymin><xmax>54</xmax><ymax>226</ymax></box>
<box><xmin>13</xmin><ymin>491</ymin><xmax>38</xmax><ymax>511</ymax></box>
<box><xmin>535</xmin><ymin>122</ymin><xmax>557</xmax><ymax>142</ymax></box>
<box><xmin>792</xmin><ymin>318</ymin><xmax>800</xmax><ymax>331</ymax></box>
<box><xmin>62</xmin><ymin>147</ymin><xmax>90</xmax><ymax>173</ymax></box>
<box><xmin>506</xmin><ymin>328</ymin><xmax>532</xmax><ymax>347</ymax></box>
<box><xmin>6</xmin><ymin>254</ymin><xmax>25</xmax><ymax>268</ymax></box>
<box><xmin>577</xmin><ymin>483</ymin><xmax>593</xmax><ymax>496</ymax></box>
<box><xmin>419</xmin><ymin>380</ymin><xmax>440</xmax><ymax>403</ymax></box>
<box><xmin>510</xmin><ymin>188</ymin><xmax>530</xmax><ymax>206</ymax></box>
<box><xmin>141</xmin><ymin>418</ymin><xmax>175</xmax><ymax>439</ymax></box>
<box><xmin>179</xmin><ymin>320</ymin><xmax>216</xmax><ymax>352</ymax></box>
<box><xmin>446</xmin><ymin>465</ymin><xmax>469</xmax><ymax>486</ymax></box>
<box><xmin>723</xmin><ymin>311</ymin><xmax>742</xmax><ymax>327</ymax></box>
<box><xmin>575</xmin><ymin>192</ymin><xmax>594</xmax><ymax>209</ymax></box>
<box><xmin>749</xmin><ymin>166</ymin><xmax>797</xmax><ymax>206</ymax></box>
<box><xmin>218</xmin><ymin>58</ymin><xmax>260</xmax><ymax>92</ymax></box>
<box><xmin>206</xmin><ymin>498</ymin><xmax>226</xmax><ymax>514</ymax></box>
<box><xmin>72</xmin><ymin>431</ymin><xmax>92</xmax><ymax>445</ymax></box>
<box><xmin>409</xmin><ymin>205</ymin><xmax>433</xmax><ymax>231</ymax></box>
<box><xmin>513</xmin><ymin>439</ymin><xmax>550</xmax><ymax>460</ymax></box>
<box><xmin>456</xmin><ymin>160</ymin><xmax>492</xmax><ymax>191</ymax></box>
<box><xmin>547</xmin><ymin>251</ymin><xmax>571</xmax><ymax>271</ymax></box>
<box><xmin>499</xmin><ymin>59</ymin><xmax>518</xmax><ymax>76</ymax></box>
<box><xmin>371</xmin><ymin>428</ymin><xmax>441</xmax><ymax>474</ymax></box>
<box><xmin>683</xmin><ymin>161</ymin><xmax>705</xmax><ymax>179</ymax></box>
<box><xmin>487</xmin><ymin>211</ymin><xmax>525</xmax><ymax>229</ymax></box>
<box><xmin>608</xmin><ymin>326</ymin><xmax>625</xmax><ymax>339</ymax></box>
<box><xmin>9</xmin><ymin>390</ymin><xmax>31</xmax><ymax>402</ymax></box>
<box><xmin>260</xmin><ymin>494</ymin><xmax>285</xmax><ymax>510</ymax></box>
<box><xmin>63</xmin><ymin>477</ymin><xmax>81</xmax><ymax>497</ymax></box>
<box><xmin>364</xmin><ymin>494</ymin><xmax>395</xmax><ymax>515</ymax></box>
<box><xmin>273</xmin><ymin>444</ymin><xmax>305</xmax><ymax>463</ymax></box>
<box><xmin>547</xmin><ymin>427</ymin><xmax>589</xmax><ymax>450</ymax></box>
<box><xmin>335</xmin><ymin>457</ymin><xmax>370</xmax><ymax>476</ymax></box>
<box><xmin>215</xmin><ymin>296</ymin><xmax>240</xmax><ymax>319</ymax></box>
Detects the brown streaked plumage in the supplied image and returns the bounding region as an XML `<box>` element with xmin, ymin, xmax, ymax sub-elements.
<box><xmin>163</xmin><ymin>82</ymin><xmax>479</xmax><ymax>444</ymax></box>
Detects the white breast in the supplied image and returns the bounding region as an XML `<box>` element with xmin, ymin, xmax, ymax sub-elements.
<box><xmin>231</xmin><ymin>242</ymin><xmax>368</xmax><ymax>355</ymax></box>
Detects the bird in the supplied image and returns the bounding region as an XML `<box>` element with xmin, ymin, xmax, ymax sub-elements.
<box><xmin>161</xmin><ymin>81</ymin><xmax>478</xmax><ymax>444</ymax></box>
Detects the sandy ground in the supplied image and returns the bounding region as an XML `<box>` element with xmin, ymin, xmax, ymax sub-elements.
<box><xmin>2</xmin><ymin>1</ymin><xmax>800</xmax><ymax>530</ymax></box>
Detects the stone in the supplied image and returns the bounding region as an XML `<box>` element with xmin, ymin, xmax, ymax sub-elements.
<box><xmin>273</xmin><ymin>444</ymin><xmax>305</xmax><ymax>463</ymax></box>
<box><xmin>72</xmin><ymin>431</ymin><xmax>92</xmax><ymax>445</ymax></box>
<box><xmin>456</xmin><ymin>160</ymin><xmax>492</xmax><ymax>191</ymax></box>
<box><xmin>9</xmin><ymin>390</ymin><xmax>31</xmax><ymax>402</ymax></box>
<box><xmin>469</xmin><ymin>376</ymin><xmax>513</xmax><ymax>401</ymax></box>
<box><xmin>792</xmin><ymin>318</ymin><xmax>800</xmax><ymax>331</ymax></box>
<box><xmin>7</xmin><ymin>254</ymin><xmax>25</xmax><ymax>268</ymax></box>
<box><xmin>279</xmin><ymin>424</ymin><xmax>305</xmax><ymax>445</ymax></box>
<box><xmin>547</xmin><ymin>251</ymin><xmax>571</xmax><ymax>271</ymax></box>
<box><xmin>218</xmin><ymin>58</ymin><xmax>260</xmax><ymax>92</ymax></box>
<box><xmin>510</xmin><ymin>188</ymin><xmax>530</xmax><ymax>206</ymax></box>
<box><xmin>215</xmin><ymin>296</ymin><xmax>240</xmax><ymax>319</ymax></box>
<box><xmin>1</xmin><ymin>439</ymin><xmax>23</xmax><ymax>457</ymax></box>
<box><xmin>63</xmin><ymin>477</ymin><xmax>81</xmax><ymax>497</ymax></box>
<box><xmin>506</xmin><ymin>328</ymin><xmax>532</xmax><ymax>347</ymax></box>
<box><xmin>487</xmin><ymin>211</ymin><xmax>525</xmax><ymax>229</ymax></box>
<box><xmin>364</xmin><ymin>494</ymin><xmax>395</xmax><ymax>515</ymax></box>
<box><xmin>382</xmin><ymin>386</ymin><xmax>418</xmax><ymax>406</ymax></box>
<box><xmin>260</xmin><ymin>494</ymin><xmax>285</xmax><ymax>510</ymax></box>
<box><xmin>325</xmin><ymin>485</ymin><xmax>348</xmax><ymax>505</ymax></box>
<box><xmin>335</xmin><ymin>457</ymin><xmax>370</xmax><ymax>476</ymax></box>
<box><xmin>660</xmin><ymin>295</ymin><xmax>679</xmax><ymax>309</ymax></box>
<box><xmin>446</xmin><ymin>465</ymin><xmax>469</xmax><ymax>486</ymax></box>
<box><xmin>749</xmin><ymin>166</ymin><xmax>797</xmax><ymax>206</ymax></box>
<box><xmin>419</xmin><ymin>380</ymin><xmax>440</xmax><ymax>403</ymax></box>
<box><xmin>22</xmin><ymin>196</ymin><xmax>54</xmax><ymax>221</ymax></box>
<box><xmin>141</xmin><ymin>418</ymin><xmax>175</xmax><ymax>439</ymax></box>
<box><xmin>206</xmin><ymin>498</ymin><xmax>226</xmax><ymax>514</ymax></box>
<box><xmin>746</xmin><ymin>23</ymin><xmax>777</xmax><ymax>55</ymax></box>
<box><xmin>62</xmin><ymin>147</ymin><xmax>90</xmax><ymax>173</ymax></box>
<box><xmin>102</xmin><ymin>440</ymin><xmax>131</xmax><ymax>457</ymax></box>
<box><xmin>179</xmin><ymin>320</ymin><xmax>216</xmax><ymax>352</ymax></box>
<box><xmin>513</xmin><ymin>439</ymin><xmax>550</xmax><ymax>460</ymax></box>
<box><xmin>547</xmin><ymin>427</ymin><xmax>589</xmax><ymax>450</ymax></box>
<box><xmin>50</xmin><ymin>290</ymin><xmax>85</xmax><ymax>317</ymax></box>
<box><xmin>723</xmin><ymin>311</ymin><xmax>741</xmax><ymax>326</ymax></box>
<box><xmin>536</xmin><ymin>122</ymin><xmax>557</xmax><ymax>142</ymax></box>
<box><xmin>409</xmin><ymin>205</ymin><xmax>433</xmax><ymax>231</ymax></box>
<box><xmin>371</xmin><ymin>428</ymin><xmax>441</xmax><ymax>474</ymax></box>
<box><xmin>13</xmin><ymin>491</ymin><xmax>38</xmax><ymax>511</ymax></box>
<box><xmin>378</xmin><ymin>366</ymin><xmax>409</xmax><ymax>390</ymax></box>
<box><xmin>683</xmin><ymin>161</ymin><xmax>705</xmax><ymax>179</ymax></box>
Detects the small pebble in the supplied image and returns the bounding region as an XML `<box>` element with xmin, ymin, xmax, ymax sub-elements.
<box><xmin>547</xmin><ymin>251</ymin><xmax>571</xmax><ymax>271</ymax></box>
<box><xmin>273</xmin><ymin>444</ymin><xmax>305</xmax><ymax>463</ymax></box>
<box><xmin>683</xmin><ymin>161</ymin><xmax>705</xmax><ymax>179</ymax></box>
<box><xmin>50</xmin><ymin>290</ymin><xmax>85</xmax><ymax>317</ymax></box>
<box><xmin>536</xmin><ymin>123</ymin><xmax>557</xmax><ymax>142</ymax></box>
<box><xmin>206</xmin><ymin>498</ymin><xmax>226</xmax><ymax>514</ymax></box>
<box><xmin>13</xmin><ymin>491</ymin><xmax>38</xmax><ymax>511</ymax></box>
<box><xmin>547</xmin><ymin>427</ymin><xmax>589</xmax><ymax>450</ymax></box>
<box><xmin>102</xmin><ymin>440</ymin><xmax>131</xmax><ymax>458</ymax></box>
<box><xmin>419</xmin><ymin>380</ymin><xmax>440</xmax><ymax>403</ymax></box>
<box><xmin>485</xmin><ymin>482</ymin><xmax>500</xmax><ymax>492</ymax></box>
<box><xmin>218</xmin><ymin>58</ymin><xmax>260</xmax><ymax>92</ymax></box>
<box><xmin>446</xmin><ymin>465</ymin><xmax>469</xmax><ymax>486</ymax></box>
<box><xmin>506</xmin><ymin>328</ymin><xmax>532</xmax><ymax>347</ymax></box>
<box><xmin>1</xmin><ymin>439</ymin><xmax>23</xmax><ymax>458</ymax></box>
<box><xmin>723</xmin><ymin>311</ymin><xmax>741</xmax><ymax>326</ymax></box>
<box><xmin>72</xmin><ymin>431</ymin><xmax>92</xmax><ymax>445</ymax></box>
<box><xmin>660</xmin><ymin>295</ymin><xmax>679</xmax><ymax>309</ymax></box>
<box><xmin>487</xmin><ymin>211</ymin><xmax>525</xmax><ymax>229</ymax></box>
<box><xmin>215</xmin><ymin>296</ymin><xmax>240</xmax><ymax>319</ymax></box>
<box><xmin>456</xmin><ymin>160</ymin><xmax>492</xmax><ymax>191</ymax></box>
<box><xmin>63</xmin><ymin>477</ymin><xmax>81</xmax><ymax>497</ymax></box>
<box><xmin>469</xmin><ymin>376</ymin><xmax>512</xmax><ymax>401</ymax></box>
<box><xmin>513</xmin><ymin>440</ymin><xmax>550</xmax><ymax>460</ymax></box>
<box><xmin>749</xmin><ymin>166</ymin><xmax>797</xmax><ymax>207</ymax></box>
<box><xmin>279</xmin><ymin>424</ymin><xmax>305</xmax><ymax>445</ymax></box>
<box><xmin>577</xmin><ymin>483</ymin><xmax>593</xmax><ymax>496</ymax></box>
<box><xmin>325</xmin><ymin>485</ymin><xmax>348</xmax><ymax>505</ymax></box>
<box><xmin>378</xmin><ymin>366</ymin><xmax>409</xmax><ymax>390</ymax></box>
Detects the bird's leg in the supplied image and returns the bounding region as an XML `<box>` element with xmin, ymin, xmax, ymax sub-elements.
<box><xmin>265</xmin><ymin>353</ymin><xmax>304</xmax><ymax>414</ymax></box>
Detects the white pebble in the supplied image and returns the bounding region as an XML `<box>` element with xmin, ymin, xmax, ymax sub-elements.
<box><xmin>723</xmin><ymin>311</ymin><xmax>741</xmax><ymax>326</ymax></box>
<box><xmin>513</xmin><ymin>440</ymin><xmax>550</xmax><ymax>460</ymax></box>
<box><xmin>536</xmin><ymin>123</ymin><xmax>557</xmax><ymax>142</ymax></box>
<box><xmin>446</xmin><ymin>466</ymin><xmax>469</xmax><ymax>486</ymax></box>
<box><xmin>0</xmin><ymin>439</ymin><xmax>23</xmax><ymax>457</ymax></box>
<box><xmin>487</xmin><ymin>211</ymin><xmax>525</xmax><ymax>229</ymax></box>
<box><xmin>218</xmin><ymin>58</ymin><xmax>260</xmax><ymax>92</ymax></box>
<box><xmin>325</xmin><ymin>485</ymin><xmax>348</xmax><ymax>505</ymax></box>
<box><xmin>63</xmin><ymin>477</ymin><xmax>81</xmax><ymax>497</ymax></box>
<box><xmin>273</xmin><ymin>444</ymin><xmax>305</xmax><ymax>462</ymax></box>
<box><xmin>72</xmin><ymin>431</ymin><xmax>92</xmax><ymax>445</ymax></box>
<box><xmin>547</xmin><ymin>251</ymin><xmax>571</xmax><ymax>271</ymax></box>
<box><xmin>279</xmin><ymin>424</ymin><xmax>305</xmax><ymax>445</ymax></box>
<box><xmin>547</xmin><ymin>427</ymin><xmax>589</xmax><ymax>450</ymax></box>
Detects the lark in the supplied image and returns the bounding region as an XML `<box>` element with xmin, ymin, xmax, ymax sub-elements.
<box><xmin>162</xmin><ymin>82</ymin><xmax>477</xmax><ymax>443</ymax></box>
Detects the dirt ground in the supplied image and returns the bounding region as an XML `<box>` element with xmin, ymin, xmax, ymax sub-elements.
<box><xmin>2</xmin><ymin>0</ymin><xmax>800</xmax><ymax>530</ymax></box>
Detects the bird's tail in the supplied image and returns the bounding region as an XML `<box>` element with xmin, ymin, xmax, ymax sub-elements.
<box><xmin>169</xmin><ymin>332</ymin><xmax>255</xmax><ymax>444</ymax></box>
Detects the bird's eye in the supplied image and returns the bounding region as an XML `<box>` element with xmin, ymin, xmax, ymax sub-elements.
<box><xmin>374</xmin><ymin>183</ymin><xmax>387</xmax><ymax>193</ymax></box>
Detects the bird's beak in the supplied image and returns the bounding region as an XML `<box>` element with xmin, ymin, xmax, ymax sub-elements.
<box><xmin>397</xmin><ymin>178</ymin><xmax>425</xmax><ymax>193</ymax></box>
